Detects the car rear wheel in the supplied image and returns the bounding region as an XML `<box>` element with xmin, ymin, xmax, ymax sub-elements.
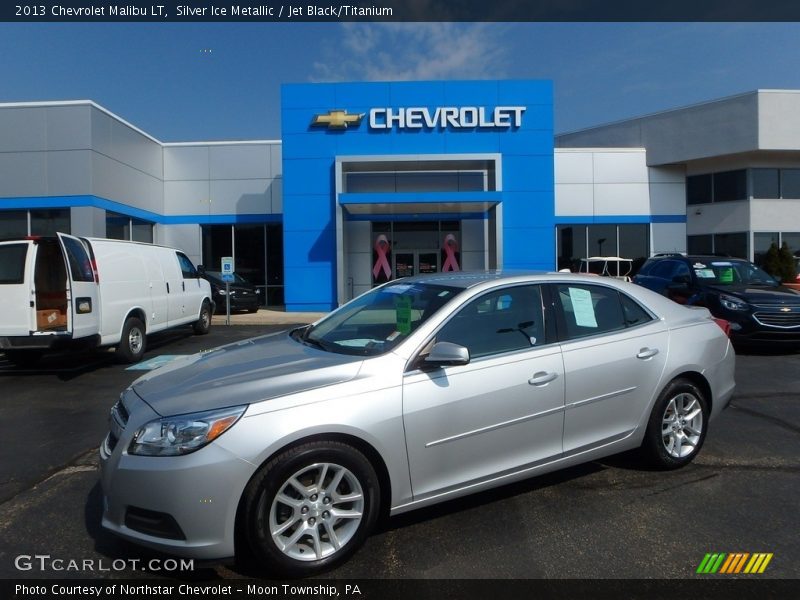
<box><xmin>242</xmin><ymin>441</ymin><xmax>380</xmax><ymax>576</ymax></box>
<box><xmin>641</xmin><ymin>378</ymin><xmax>708</xmax><ymax>469</ymax></box>
<box><xmin>116</xmin><ymin>317</ymin><xmax>146</xmax><ymax>363</ymax></box>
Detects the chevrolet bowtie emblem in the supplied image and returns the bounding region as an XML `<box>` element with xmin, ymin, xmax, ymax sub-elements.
<box><xmin>780</xmin><ymin>307</ymin><xmax>791</xmax><ymax>312</ymax></box>
<box><xmin>311</xmin><ymin>109</ymin><xmax>364</xmax><ymax>129</ymax></box>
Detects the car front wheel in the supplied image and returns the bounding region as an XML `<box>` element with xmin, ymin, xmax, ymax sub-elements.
<box><xmin>641</xmin><ymin>378</ymin><xmax>709</xmax><ymax>469</ymax></box>
<box><xmin>242</xmin><ymin>441</ymin><xmax>380</xmax><ymax>576</ymax></box>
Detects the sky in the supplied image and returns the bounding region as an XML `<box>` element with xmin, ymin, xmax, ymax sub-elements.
<box><xmin>2</xmin><ymin>22</ymin><xmax>800</xmax><ymax>141</ymax></box>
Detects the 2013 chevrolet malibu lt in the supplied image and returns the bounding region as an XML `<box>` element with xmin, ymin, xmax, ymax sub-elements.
<box><xmin>100</xmin><ymin>272</ymin><xmax>735</xmax><ymax>576</ymax></box>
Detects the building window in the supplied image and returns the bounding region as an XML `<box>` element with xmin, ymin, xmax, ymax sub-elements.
<box><xmin>714</xmin><ymin>232</ymin><xmax>747</xmax><ymax>258</ymax></box>
<box><xmin>687</xmin><ymin>235</ymin><xmax>712</xmax><ymax>255</ymax></box>
<box><xmin>556</xmin><ymin>224</ymin><xmax>649</xmax><ymax>275</ymax></box>
<box><xmin>780</xmin><ymin>169</ymin><xmax>800</xmax><ymax>199</ymax></box>
<box><xmin>752</xmin><ymin>169</ymin><xmax>780</xmax><ymax>199</ymax></box>
<box><xmin>753</xmin><ymin>231</ymin><xmax>800</xmax><ymax>269</ymax></box>
<box><xmin>201</xmin><ymin>223</ymin><xmax>284</xmax><ymax>308</ymax></box>
<box><xmin>686</xmin><ymin>170</ymin><xmax>747</xmax><ymax>205</ymax></box>
<box><xmin>106</xmin><ymin>211</ymin><xmax>153</xmax><ymax>243</ymax></box>
<box><xmin>30</xmin><ymin>209</ymin><xmax>70</xmax><ymax>236</ymax></box>
<box><xmin>713</xmin><ymin>170</ymin><xmax>747</xmax><ymax>202</ymax></box>
<box><xmin>0</xmin><ymin>210</ymin><xmax>28</xmax><ymax>240</ymax></box>
<box><xmin>686</xmin><ymin>174</ymin><xmax>712</xmax><ymax>205</ymax></box>
<box><xmin>688</xmin><ymin>232</ymin><xmax>747</xmax><ymax>258</ymax></box>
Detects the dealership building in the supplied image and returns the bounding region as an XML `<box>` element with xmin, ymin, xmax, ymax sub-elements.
<box><xmin>1</xmin><ymin>81</ymin><xmax>799</xmax><ymax>311</ymax></box>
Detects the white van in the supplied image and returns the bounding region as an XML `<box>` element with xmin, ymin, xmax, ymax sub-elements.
<box><xmin>0</xmin><ymin>233</ymin><xmax>214</xmax><ymax>365</ymax></box>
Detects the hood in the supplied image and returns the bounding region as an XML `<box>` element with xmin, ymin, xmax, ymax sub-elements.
<box><xmin>132</xmin><ymin>330</ymin><xmax>364</xmax><ymax>417</ymax></box>
<box><xmin>706</xmin><ymin>284</ymin><xmax>800</xmax><ymax>304</ymax></box>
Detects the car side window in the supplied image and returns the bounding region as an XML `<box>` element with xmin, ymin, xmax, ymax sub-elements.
<box><xmin>556</xmin><ymin>284</ymin><xmax>627</xmax><ymax>340</ymax></box>
<box><xmin>176</xmin><ymin>253</ymin><xmax>198</xmax><ymax>279</ymax></box>
<box><xmin>436</xmin><ymin>285</ymin><xmax>545</xmax><ymax>359</ymax></box>
<box><xmin>648</xmin><ymin>260</ymin><xmax>689</xmax><ymax>280</ymax></box>
<box><xmin>620</xmin><ymin>292</ymin><xmax>654</xmax><ymax>327</ymax></box>
<box><xmin>61</xmin><ymin>237</ymin><xmax>95</xmax><ymax>282</ymax></box>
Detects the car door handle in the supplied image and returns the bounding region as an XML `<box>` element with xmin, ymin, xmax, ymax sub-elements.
<box><xmin>182</xmin><ymin>281</ymin><xmax>185</xmax><ymax>292</ymax></box>
<box><xmin>528</xmin><ymin>371</ymin><xmax>558</xmax><ymax>386</ymax></box>
<box><xmin>636</xmin><ymin>348</ymin><xmax>659</xmax><ymax>360</ymax></box>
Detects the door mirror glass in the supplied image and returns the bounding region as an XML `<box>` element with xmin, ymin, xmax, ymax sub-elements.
<box><xmin>424</xmin><ymin>342</ymin><xmax>470</xmax><ymax>367</ymax></box>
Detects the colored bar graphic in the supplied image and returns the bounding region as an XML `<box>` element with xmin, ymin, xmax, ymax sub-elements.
<box><xmin>698</xmin><ymin>552</ymin><xmax>772</xmax><ymax>574</ymax></box>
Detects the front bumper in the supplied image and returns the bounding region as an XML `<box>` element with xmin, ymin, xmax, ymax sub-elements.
<box><xmin>99</xmin><ymin>394</ymin><xmax>255</xmax><ymax>560</ymax></box>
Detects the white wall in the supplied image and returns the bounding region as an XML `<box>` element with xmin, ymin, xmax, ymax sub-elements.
<box><xmin>555</xmin><ymin>149</ymin><xmax>652</xmax><ymax>217</ymax></box>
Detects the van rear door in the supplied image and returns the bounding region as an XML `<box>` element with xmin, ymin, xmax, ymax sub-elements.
<box><xmin>57</xmin><ymin>233</ymin><xmax>99</xmax><ymax>339</ymax></box>
<box><xmin>0</xmin><ymin>241</ymin><xmax>36</xmax><ymax>336</ymax></box>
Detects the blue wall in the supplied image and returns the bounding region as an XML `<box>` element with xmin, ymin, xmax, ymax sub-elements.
<box><xmin>281</xmin><ymin>80</ymin><xmax>554</xmax><ymax>312</ymax></box>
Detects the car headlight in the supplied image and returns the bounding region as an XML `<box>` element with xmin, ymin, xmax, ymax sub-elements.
<box><xmin>217</xmin><ymin>289</ymin><xmax>227</xmax><ymax>295</ymax></box>
<box><xmin>719</xmin><ymin>294</ymin><xmax>748</xmax><ymax>311</ymax></box>
<box><xmin>128</xmin><ymin>405</ymin><xmax>247</xmax><ymax>456</ymax></box>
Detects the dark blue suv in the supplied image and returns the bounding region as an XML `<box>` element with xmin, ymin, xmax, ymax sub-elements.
<box><xmin>634</xmin><ymin>255</ymin><xmax>800</xmax><ymax>345</ymax></box>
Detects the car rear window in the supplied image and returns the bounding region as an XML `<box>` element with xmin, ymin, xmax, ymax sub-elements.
<box><xmin>0</xmin><ymin>244</ymin><xmax>28</xmax><ymax>284</ymax></box>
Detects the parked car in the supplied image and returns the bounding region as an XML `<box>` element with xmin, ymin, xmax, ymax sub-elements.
<box><xmin>0</xmin><ymin>233</ymin><xmax>214</xmax><ymax>365</ymax></box>
<box><xmin>578</xmin><ymin>256</ymin><xmax>634</xmax><ymax>281</ymax></box>
<box><xmin>199</xmin><ymin>269</ymin><xmax>261</xmax><ymax>314</ymax></box>
<box><xmin>100</xmin><ymin>272</ymin><xmax>734</xmax><ymax>576</ymax></box>
<box><xmin>634</xmin><ymin>254</ymin><xmax>800</xmax><ymax>345</ymax></box>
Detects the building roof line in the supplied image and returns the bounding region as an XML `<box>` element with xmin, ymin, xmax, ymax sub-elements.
<box><xmin>556</xmin><ymin>89</ymin><xmax>785</xmax><ymax>139</ymax></box>
<box><xmin>0</xmin><ymin>99</ymin><xmax>283</xmax><ymax>147</ymax></box>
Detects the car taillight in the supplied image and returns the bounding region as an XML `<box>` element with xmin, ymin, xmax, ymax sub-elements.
<box><xmin>91</xmin><ymin>258</ymin><xmax>99</xmax><ymax>283</ymax></box>
<box><xmin>713</xmin><ymin>317</ymin><xmax>731</xmax><ymax>337</ymax></box>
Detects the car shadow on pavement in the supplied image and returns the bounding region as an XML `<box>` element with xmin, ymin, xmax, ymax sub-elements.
<box><xmin>0</xmin><ymin>328</ymin><xmax>197</xmax><ymax>382</ymax></box>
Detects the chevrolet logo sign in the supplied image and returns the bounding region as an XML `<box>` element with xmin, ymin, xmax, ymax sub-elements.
<box><xmin>311</xmin><ymin>109</ymin><xmax>364</xmax><ymax>129</ymax></box>
<box><xmin>780</xmin><ymin>307</ymin><xmax>791</xmax><ymax>312</ymax></box>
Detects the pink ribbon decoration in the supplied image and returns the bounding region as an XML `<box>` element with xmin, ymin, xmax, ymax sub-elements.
<box><xmin>372</xmin><ymin>234</ymin><xmax>392</xmax><ymax>280</ymax></box>
<box><xmin>442</xmin><ymin>234</ymin><xmax>460</xmax><ymax>272</ymax></box>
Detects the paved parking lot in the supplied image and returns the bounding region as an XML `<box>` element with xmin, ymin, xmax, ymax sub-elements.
<box><xmin>0</xmin><ymin>324</ymin><xmax>798</xmax><ymax>580</ymax></box>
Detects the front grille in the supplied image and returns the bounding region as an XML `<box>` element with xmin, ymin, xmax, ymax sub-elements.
<box><xmin>106</xmin><ymin>398</ymin><xmax>130</xmax><ymax>453</ymax></box>
<box><xmin>753</xmin><ymin>312</ymin><xmax>800</xmax><ymax>328</ymax></box>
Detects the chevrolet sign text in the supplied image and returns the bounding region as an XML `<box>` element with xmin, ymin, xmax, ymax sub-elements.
<box><xmin>369</xmin><ymin>106</ymin><xmax>526</xmax><ymax>130</ymax></box>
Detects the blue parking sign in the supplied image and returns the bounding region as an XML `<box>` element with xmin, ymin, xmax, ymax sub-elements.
<box><xmin>221</xmin><ymin>257</ymin><xmax>234</xmax><ymax>274</ymax></box>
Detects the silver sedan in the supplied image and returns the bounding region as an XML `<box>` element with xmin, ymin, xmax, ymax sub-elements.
<box><xmin>100</xmin><ymin>272</ymin><xmax>735</xmax><ymax>576</ymax></box>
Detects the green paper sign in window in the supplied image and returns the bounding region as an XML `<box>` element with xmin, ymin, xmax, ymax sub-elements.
<box><xmin>718</xmin><ymin>267</ymin><xmax>734</xmax><ymax>283</ymax></box>
<box><xmin>395</xmin><ymin>296</ymin><xmax>412</xmax><ymax>334</ymax></box>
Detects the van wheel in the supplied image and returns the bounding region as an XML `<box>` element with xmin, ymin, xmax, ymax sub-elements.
<box><xmin>117</xmin><ymin>317</ymin><xmax>146</xmax><ymax>363</ymax></box>
<box><xmin>193</xmin><ymin>301</ymin><xmax>212</xmax><ymax>335</ymax></box>
<box><xmin>4</xmin><ymin>350</ymin><xmax>43</xmax><ymax>368</ymax></box>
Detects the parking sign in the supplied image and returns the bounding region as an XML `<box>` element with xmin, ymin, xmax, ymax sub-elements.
<box><xmin>221</xmin><ymin>257</ymin><xmax>234</xmax><ymax>275</ymax></box>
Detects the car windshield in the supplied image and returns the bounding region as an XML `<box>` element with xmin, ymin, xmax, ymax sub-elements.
<box><xmin>206</xmin><ymin>271</ymin><xmax>250</xmax><ymax>285</ymax></box>
<box><xmin>692</xmin><ymin>260</ymin><xmax>778</xmax><ymax>286</ymax></box>
<box><xmin>297</xmin><ymin>281</ymin><xmax>463</xmax><ymax>356</ymax></box>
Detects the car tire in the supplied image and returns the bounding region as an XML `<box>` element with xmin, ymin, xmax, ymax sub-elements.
<box><xmin>247</xmin><ymin>306</ymin><xmax>259</xmax><ymax>314</ymax></box>
<box><xmin>116</xmin><ymin>317</ymin><xmax>146</xmax><ymax>363</ymax></box>
<box><xmin>193</xmin><ymin>300</ymin><xmax>212</xmax><ymax>335</ymax></box>
<box><xmin>4</xmin><ymin>350</ymin><xmax>44</xmax><ymax>368</ymax></box>
<box><xmin>242</xmin><ymin>441</ymin><xmax>380</xmax><ymax>577</ymax></box>
<box><xmin>641</xmin><ymin>378</ymin><xmax>709</xmax><ymax>470</ymax></box>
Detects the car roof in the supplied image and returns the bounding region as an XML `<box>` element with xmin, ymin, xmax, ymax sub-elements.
<box><xmin>389</xmin><ymin>270</ymin><xmax>640</xmax><ymax>290</ymax></box>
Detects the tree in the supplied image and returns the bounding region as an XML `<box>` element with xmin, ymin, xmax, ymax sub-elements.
<box><xmin>761</xmin><ymin>242</ymin><xmax>797</xmax><ymax>282</ymax></box>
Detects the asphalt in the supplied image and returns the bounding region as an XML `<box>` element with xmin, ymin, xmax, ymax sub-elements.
<box><xmin>0</xmin><ymin>322</ymin><xmax>798</xmax><ymax>581</ymax></box>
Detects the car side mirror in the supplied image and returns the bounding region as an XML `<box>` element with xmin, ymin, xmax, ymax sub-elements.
<box><xmin>197</xmin><ymin>265</ymin><xmax>205</xmax><ymax>274</ymax></box>
<box><xmin>424</xmin><ymin>342</ymin><xmax>470</xmax><ymax>367</ymax></box>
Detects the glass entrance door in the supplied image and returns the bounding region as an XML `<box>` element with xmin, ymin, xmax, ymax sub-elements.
<box><xmin>394</xmin><ymin>250</ymin><xmax>439</xmax><ymax>278</ymax></box>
